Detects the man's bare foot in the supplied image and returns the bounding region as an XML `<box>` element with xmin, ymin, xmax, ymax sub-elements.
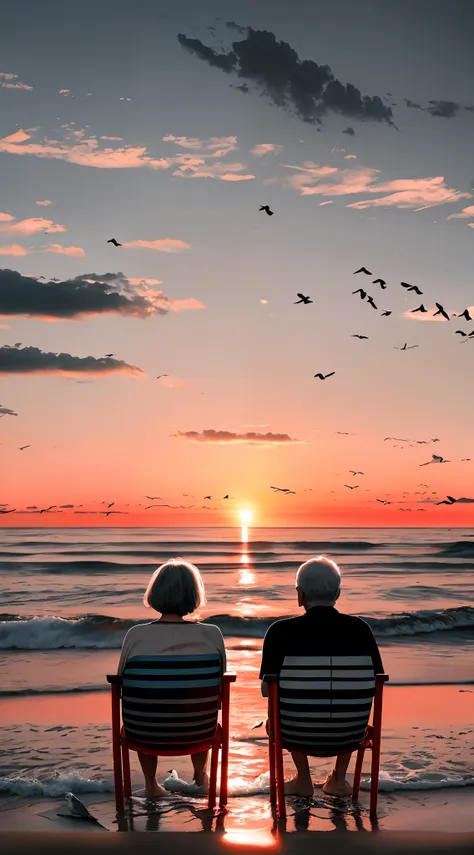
<box><xmin>192</xmin><ymin>771</ymin><xmax>209</xmax><ymax>793</ymax></box>
<box><xmin>138</xmin><ymin>781</ymin><xmax>169</xmax><ymax>799</ymax></box>
<box><xmin>322</xmin><ymin>772</ymin><xmax>352</xmax><ymax>798</ymax></box>
<box><xmin>284</xmin><ymin>776</ymin><xmax>314</xmax><ymax>797</ymax></box>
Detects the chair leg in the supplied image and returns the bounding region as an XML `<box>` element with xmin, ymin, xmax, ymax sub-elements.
<box><xmin>268</xmin><ymin>724</ymin><xmax>277</xmax><ymax>808</ymax></box>
<box><xmin>112</xmin><ymin>729</ymin><xmax>124</xmax><ymax>813</ymax></box>
<box><xmin>208</xmin><ymin>731</ymin><xmax>220</xmax><ymax>810</ymax></box>
<box><xmin>121</xmin><ymin>740</ymin><xmax>132</xmax><ymax>799</ymax></box>
<box><xmin>370</xmin><ymin>740</ymin><xmax>380</xmax><ymax>819</ymax></box>
<box><xmin>352</xmin><ymin>747</ymin><xmax>365</xmax><ymax>801</ymax></box>
<box><xmin>219</xmin><ymin>683</ymin><xmax>231</xmax><ymax>810</ymax></box>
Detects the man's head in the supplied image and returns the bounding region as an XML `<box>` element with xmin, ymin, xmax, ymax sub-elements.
<box><xmin>296</xmin><ymin>556</ymin><xmax>341</xmax><ymax>609</ymax></box>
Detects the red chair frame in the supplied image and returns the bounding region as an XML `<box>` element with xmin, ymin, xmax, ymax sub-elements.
<box><xmin>265</xmin><ymin>672</ymin><xmax>389</xmax><ymax>820</ymax></box>
<box><xmin>106</xmin><ymin>671</ymin><xmax>236</xmax><ymax>814</ymax></box>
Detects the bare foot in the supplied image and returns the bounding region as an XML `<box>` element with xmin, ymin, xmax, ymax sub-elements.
<box><xmin>322</xmin><ymin>773</ymin><xmax>352</xmax><ymax>798</ymax></box>
<box><xmin>139</xmin><ymin>781</ymin><xmax>169</xmax><ymax>799</ymax></box>
<box><xmin>284</xmin><ymin>776</ymin><xmax>314</xmax><ymax>797</ymax></box>
<box><xmin>192</xmin><ymin>771</ymin><xmax>209</xmax><ymax>794</ymax></box>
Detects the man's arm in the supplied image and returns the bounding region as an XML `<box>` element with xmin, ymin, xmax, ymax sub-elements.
<box><xmin>259</xmin><ymin>623</ymin><xmax>285</xmax><ymax>697</ymax></box>
<box><xmin>367</xmin><ymin>625</ymin><xmax>383</xmax><ymax>674</ymax></box>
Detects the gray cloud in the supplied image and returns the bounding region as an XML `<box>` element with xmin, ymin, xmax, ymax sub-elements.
<box><xmin>0</xmin><ymin>345</ymin><xmax>143</xmax><ymax>376</ymax></box>
<box><xmin>405</xmin><ymin>98</ymin><xmax>470</xmax><ymax>119</ymax></box>
<box><xmin>178</xmin><ymin>28</ymin><xmax>393</xmax><ymax>126</ymax></box>
<box><xmin>0</xmin><ymin>269</ymin><xmax>187</xmax><ymax>320</ymax></box>
<box><xmin>342</xmin><ymin>127</ymin><xmax>355</xmax><ymax>136</ymax></box>
<box><xmin>0</xmin><ymin>405</ymin><xmax>18</xmax><ymax>416</ymax></box>
<box><xmin>172</xmin><ymin>429</ymin><xmax>302</xmax><ymax>445</ymax></box>
<box><xmin>60</xmin><ymin>504</ymin><xmax>75</xmax><ymax>508</ymax></box>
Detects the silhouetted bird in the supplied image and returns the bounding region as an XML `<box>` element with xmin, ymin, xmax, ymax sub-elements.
<box><xmin>367</xmin><ymin>296</ymin><xmax>378</xmax><ymax>309</ymax></box>
<box><xmin>353</xmin><ymin>267</ymin><xmax>372</xmax><ymax>275</ymax></box>
<box><xmin>401</xmin><ymin>282</ymin><xmax>423</xmax><ymax>295</ymax></box>
<box><xmin>434</xmin><ymin>303</ymin><xmax>450</xmax><ymax>321</ymax></box>
<box><xmin>411</xmin><ymin>304</ymin><xmax>428</xmax><ymax>313</ymax></box>
<box><xmin>314</xmin><ymin>372</ymin><xmax>335</xmax><ymax>380</ymax></box>
<box><xmin>456</xmin><ymin>330</ymin><xmax>467</xmax><ymax>337</ymax></box>
<box><xmin>270</xmin><ymin>486</ymin><xmax>292</xmax><ymax>492</ymax></box>
<box><xmin>104</xmin><ymin>353</ymin><xmax>115</xmax><ymax>358</ymax></box>
<box><xmin>107</xmin><ymin>238</ymin><xmax>122</xmax><ymax>247</ymax></box>
<box><xmin>349</xmin><ymin>470</ymin><xmax>364</xmax><ymax>475</ymax></box>
<box><xmin>344</xmin><ymin>485</ymin><xmax>359</xmax><ymax>489</ymax></box>
<box><xmin>204</xmin><ymin>495</ymin><xmax>213</xmax><ymax>500</ymax></box>
<box><xmin>107</xmin><ymin>502</ymin><xmax>115</xmax><ymax>509</ymax></box>
<box><xmin>18</xmin><ymin>445</ymin><xmax>31</xmax><ymax>451</ymax></box>
<box><xmin>294</xmin><ymin>294</ymin><xmax>312</xmax><ymax>304</ymax></box>
<box><xmin>373</xmin><ymin>278</ymin><xmax>387</xmax><ymax>288</ymax></box>
<box><xmin>351</xmin><ymin>335</ymin><xmax>369</xmax><ymax>339</ymax></box>
<box><xmin>376</xmin><ymin>499</ymin><xmax>391</xmax><ymax>505</ymax></box>
<box><xmin>352</xmin><ymin>289</ymin><xmax>367</xmax><ymax>299</ymax></box>
<box><xmin>39</xmin><ymin>506</ymin><xmax>56</xmax><ymax>514</ymax></box>
<box><xmin>156</xmin><ymin>374</ymin><xmax>169</xmax><ymax>379</ymax></box>
<box><xmin>436</xmin><ymin>496</ymin><xmax>457</xmax><ymax>505</ymax></box>
<box><xmin>420</xmin><ymin>454</ymin><xmax>450</xmax><ymax>466</ymax></box>
<box><xmin>0</xmin><ymin>508</ymin><xmax>16</xmax><ymax>514</ymax></box>
<box><xmin>259</xmin><ymin>205</ymin><xmax>273</xmax><ymax>216</ymax></box>
<box><xmin>394</xmin><ymin>343</ymin><xmax>419</xmax><ymax>350</ymax></box>
<box><xmin>381</xmin><ymin>310</ymin><xmax>392</xmax><ymax>317</ymax></box>
<box><xmin>458</xmin><ymin>309</ymin><xmax>472</xmax><ymax>321</ymax></box>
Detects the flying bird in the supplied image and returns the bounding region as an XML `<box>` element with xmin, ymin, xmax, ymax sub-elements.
<box><xmin>376</xmin><ymin>499</ymin><xmax>391</xmax><ymax>505</ymax></box>
<box><xmin>314</xmin><ymin>372</ymin><xmax>335</xmax><ymax>380</ymax></box>
<box><xmin>351</xmin><ymin>335</ymin><xmax>369</xmax><ymax>339</ymax></box>
<box><xmin>411</xmin><ymin>304</ymin><xmax>428</xmax><ymax>313</ymax></box>
<box><xmin>366</xmin><ymin>296</ymin><xmax>378</xmax><ymax>309</ymax></box>
<box><xmin>381</xmin><ymin>310</ymin><xmax>392</xmax><ymax>317</ymax></box>
<box><xmin>145</xmin><ymin>496</ymin><xmax>162</xmax><ymax>500</ymax></box>
<box><xmin>259</xmin><ymin>205</ymin><xmax>273</xmax><ymax>216</ymax></box>
<box><xmin>107</xmin><ymin>502</ymin><xmax>115</xmax><ymax>509</ymax></box>
<box><xmin>434</xmin><ymin>303</ymin><xmax>450</xmax><ymax>321</ymax></box>
<box><xmin>420</xmin><ymin>454</ymin><xmax>450</xmax><ymax>466</ymax></box>
<box><xmin>156</xmin><ymin>374</ymin><xmax>169</xmax><ymax>379</ymax></box>
<box><xmin>221</xmin><ymin>495</ymin><xmax>233</xmax><ymax>500</ymax></box>
<box><xmin>394</xmin><ymin>343</ymin><xmax>419</xmax><ymax>350</ymax></box>
<box><xmin>0</xmin><ymin>508</ymin><xmax>16</xmax><ymax>514</ymax></box>
<box><xmin>39</xmin><ymin>506</ymin><xmax>56</xmax><ymax>514</ymax></box>
<box><xmin>204</xmin><ymin>495</ymin><xmax>213</xmax><ymax>500</ymax></box>
<box><xmin>344</xmin><ymin>484</ymin><xmax>359</xmax><ymax>489</ymax></box>
<box><xmin>294</xmin><ymin>294</ymin><xmax>312</xmax><ymax>304</ymax></box>
<box><xmin>373</xmin><ymin>278</ymin><xmax>387</xmax><ymax>289</ymax></box>
<box><xmin>349</xmin><ymin>470</ymin><xmax>364</xmax><ymax>475</ymax></box>
<box><xmin>458</xmin><ymin>309</ymin><xmax>472</xmax><ymax>321</ymax></box>
<box><xmin>107</xmin><ymin>238</ymin><xmax>122</xmax><ymax>247</ymax></box>
<box><xmin>436</xmin><ymin>496</ymin><xmax>457</xmax><ymax>505</ymax></box>
<box><xmin>353</xmin><ymin>267</ymin><xmax>372</xmax><ymax>275</ymax></box>
<box><xmin>352</xmin><ymin>289</ymin><xmax>367</xmax><ymax>299</ymax></box>
<box><xmin>461</xmin><ymin>330</ymin><xmax>474</xmax><ymax>342</ymax></box>
<box><xmin>270</xmin><ymin>486</ymin><xmax>293</xmax><ymax>493</ymax></box>
<box><xmin>18</xmin><ymin>445</ymin><xmax>31</xmax><ymax>451</ymax></box>
<box><xmin>456</xmin><ymin>330</ymin><xmax>468</xmax><ymax>337</ymax></box>
<box><xmin>104</xmin><ymin>353</ymin><xmax>115</xmax><ymax>358</ymax></box>
<box><xmin>401</xmin><ymin>282</ymin><xmax>423</xmax><ymax>295</ymax></box>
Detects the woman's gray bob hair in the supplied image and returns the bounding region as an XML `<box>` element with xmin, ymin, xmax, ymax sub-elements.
<box><xmin>144</xmin><ymin>558</ymin><xmax>206</xmax><ymax>616</ymax></box>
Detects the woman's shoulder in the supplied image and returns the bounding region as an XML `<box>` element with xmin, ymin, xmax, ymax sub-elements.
<box><xmin>195</xmin><ymin>621</ymin><xmax>224</xmax><ymax>639</ymax></box>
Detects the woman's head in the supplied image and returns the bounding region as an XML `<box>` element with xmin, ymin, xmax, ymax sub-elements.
<box><xmin>143</xmin><ymin>558</ymin><xmax>206</xmax><ymax>616</ymax></box>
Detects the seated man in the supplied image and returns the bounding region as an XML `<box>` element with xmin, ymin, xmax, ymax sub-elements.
<box><xmin>260</xmin><ymin>556</ymin><xmax>383</xmax><ymax>798</ymax></box>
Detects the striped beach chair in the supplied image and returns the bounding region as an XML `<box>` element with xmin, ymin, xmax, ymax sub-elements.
<box><xmin>264</xmin><ymin>655</ymin><xmax>389</xmax><ymax>820</ymax></box>
<box><xmin>107</xmin><ymin>654</ymin><xmax>236</xmax><ymax>813</ymax></box>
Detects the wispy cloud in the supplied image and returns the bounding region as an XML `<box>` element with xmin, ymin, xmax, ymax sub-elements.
<box><xmin>35</xmin><ymin>200</ymin><xmax>53</xmax><ymax>207</ymax></box>
<box><xmin>0</xmin><ymin>72</ymin><xmax>33</xmax><ymax>91</ymax></box>
<box><xmin>43</xmin><ymin>244</ymin><xmax>85</xmax><ymax>257</ymax></box>
<box><xmin>0</xmin><ymin>270</ymin><xmax>205</xmax><ymax>320</ymax></box>
<box><xmin>172</xmin><ymin>429</ymin><xmax>303</xmax><ymax>445</ymax></box>
<box><xmin>250</xmin><ymin>143</ymin><xmax>283</xmax><ymax>157</ymax></box>
<box><xmin>58</xmin><ymin>89</ymin><xmax>70</xmax><ymax>96</ymax></box>
<box><xmin>280</xmin><ymin>162</ymin><xmax>471</xmax><ymax>210</ymax></box>
<box><xmin>0</xmin><ymin>216</ymin><xmax>66</xmax><ymax>236</ymax></box>
<box><xmin>122</xmin><ymin>239</ymin><xmax>190</xmax><ymax>252</ymax></box>
<box><xmin>0</xmin><ymin>244</ymin><xmax>30</xmax><ymax>256</ymax></box>
<box><xmin>447</xmin><ymin>205</ymin><xmax>474</xmax><ymax>220</ymax></box>
<box><xmin>0</xmin><ymin>128</ymin><xmax>254</xmax><ymax>181</ymax></box>
<box><xmin>0</xmin><ymin>345</ymin><xmax>143</xmax><ymax>376</ymax></box>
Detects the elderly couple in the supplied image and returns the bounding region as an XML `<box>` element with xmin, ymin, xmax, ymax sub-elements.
<box><xmin>118</xmin><ymin>556</ymin><xmax>383</xmax><ymax>801</ymax></box>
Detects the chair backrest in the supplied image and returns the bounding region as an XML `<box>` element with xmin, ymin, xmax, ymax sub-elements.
<box><xmin>121</xmin><ymin>654</ymin><xmax>222</xmax><ymax>751</ymax></box>
<box><xmin>278</xmin><ymin>655</ymin><xmax>376</xmax><ymax>755</ymax></box>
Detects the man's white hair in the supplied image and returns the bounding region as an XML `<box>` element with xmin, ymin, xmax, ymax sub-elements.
<box><xmin>296</xmin><ymin>556</ymin><xmax>341</xmax><ymax>605</ymax></box>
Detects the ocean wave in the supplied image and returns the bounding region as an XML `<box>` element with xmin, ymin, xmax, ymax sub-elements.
<box><xmin>437</xmin><ymin>542</ymin><xmax>474</xmax><ymax>558</ymax></box>
<box><xmin>361</xmin><ymin>770</ymin><xmax>474</xmax><ymax>792</ymax></box>
<box><xmin>0</xmin><ymin>773</ymin><xmax>113</xmax><ymax>798</ymax></box>
<box><xmin>0</xmin><ymin>684</ymin><xmax>108</xmax><ymax>697</ymax></box>
<box><xmin>1</xmin><ymin>606</ymin><xmax>473</xmax><ymax>649</ymax></box>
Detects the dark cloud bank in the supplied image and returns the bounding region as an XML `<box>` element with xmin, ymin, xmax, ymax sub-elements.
<box><xmin>177</xmin><ymin>26</ymin><xmax>393</xmax><ymax>126</ymax></box>
<box><xmin>0</xmin><ymin>345</ymin><xmax>143</xmax><ymax>376</ymax></box>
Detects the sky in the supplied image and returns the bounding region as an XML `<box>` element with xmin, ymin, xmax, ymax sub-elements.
<box><xmin>1</xmin><ymin>0</ymin><xmax>474</xmax><ymax>527</ymax></box>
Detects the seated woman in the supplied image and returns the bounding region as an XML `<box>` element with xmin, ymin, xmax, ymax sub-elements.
<box><xmin>117</xmin><ymin>558</ymin><xmax>226</xmax><ymax>799</ymax></box>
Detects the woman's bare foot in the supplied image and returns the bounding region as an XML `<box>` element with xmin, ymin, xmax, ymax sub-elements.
<box><xmin>322</xmin><ymin>772</ymin><xmax>352</xmax><ymax>798</ymax></box>
<box><xmin>284</xmin><ymin>776</ymin><xmax>314</xmax><ymax>797</ymax></box>
<box><xmin>138</xmin><ymin>781</ymin><xmax>169</xmax><ymax>799</ymax></box>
